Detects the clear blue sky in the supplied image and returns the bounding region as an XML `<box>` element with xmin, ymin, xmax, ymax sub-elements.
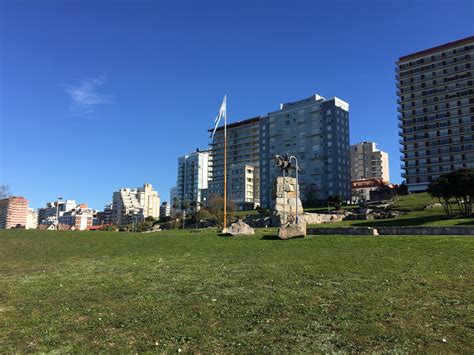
<box><xmin>1</xmin><ymin>0</ymin><xmax>473</xmax><ymax>209</ymax></box>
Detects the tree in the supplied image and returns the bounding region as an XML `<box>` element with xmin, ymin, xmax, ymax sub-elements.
<box><xmin>352</xmin><ymin>189</ymin><xmax>366</xmax><ymax>205</ymax></box>
<box><xmin>427</xmin><ymin>168</ymin><xmax>474</xmax><ymax>216</ymax></box>
<box><xmin>427</xmin><ymin>177</ymin><xmax>452</xmax><ymax>216</ymax></box>
<box><xmin>207</xmin><ymin>194</ymin><xmax>235</xmax><ymax>229</ymax></box>
<box><xmin>328</xmin><ymin>195</ymin><xmax>343</xmax><ymax>211</ymax></box>
<box><xmin>303</xmin><ymin>183</ymin><xmax>318</xmax><ymax>207</ymax></box>
<box><xmin>0</xmin><ymin>185</ymin><xmax>11</xmax><ymax>199</ymax></box>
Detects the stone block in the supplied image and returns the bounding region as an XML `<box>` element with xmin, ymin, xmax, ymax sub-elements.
<box><xmin>279</xmin><ymin>222</ymin><xmax>307</xmax><ymax>239</ymax></box>
<box><xmin>223</xmin><ymin>220</ymin><xmax>255</xmax><ymax>236</ymax></box>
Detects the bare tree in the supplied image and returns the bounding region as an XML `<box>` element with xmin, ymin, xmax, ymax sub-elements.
<box><xmin>0</xmin><ymin>184</ymin><xmax>11</xmax><ymax>199</ymax></box>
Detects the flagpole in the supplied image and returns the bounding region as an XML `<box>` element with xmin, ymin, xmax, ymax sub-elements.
<box><xmin>223</xmin><ymin>96</ymin><xmax>227</xmax><ymax>231</ymax></box>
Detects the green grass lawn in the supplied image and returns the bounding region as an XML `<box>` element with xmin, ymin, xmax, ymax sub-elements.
<box><xmin>390</xmin><ymin>192</ymin><xmax>438</xmax><ymax>212</ymax></box>
<box><xmin>309</xmin><ymin>192</ymin><xmax>474</xmax><ymax>228</ymax></box>
<box><xmin>1</xmin><ymin>229</ymin><xmax>473</xmax><ymax>352</ymax></box>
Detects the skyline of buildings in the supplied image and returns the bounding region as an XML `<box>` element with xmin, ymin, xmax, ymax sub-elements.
<box><xmin>2</xmin><ymin>36</ymin><xmax>472</xmax><ymax>226</ymax></box>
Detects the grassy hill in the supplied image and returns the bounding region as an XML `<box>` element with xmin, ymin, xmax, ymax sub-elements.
<box><xmin>311</xmin><ymin>193</ymin><xmax>474</xmax><ymax>227</ymax></box>
<box><xmin>1</xmin><ymin>229</ymin><xmax>473</xmax><ymax>352</ymax></box>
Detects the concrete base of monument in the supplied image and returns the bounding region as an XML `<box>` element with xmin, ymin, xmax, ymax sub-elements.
<box><xmin>278</xmin><ymin>222</ymin><xmax>307</xmax><ymax>240</ymax></box>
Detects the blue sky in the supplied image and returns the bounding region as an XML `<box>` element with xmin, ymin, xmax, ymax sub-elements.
<box><xmin>1</xmin><ymin>0</ymin><xmax>473</xmax><ymax>209</ymax></box>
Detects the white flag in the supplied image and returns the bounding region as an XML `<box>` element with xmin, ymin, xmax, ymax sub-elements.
<box><xmin>211</xmin><ymin>95</ymin><xmax>226</xmax><ymax>139</ymax></box>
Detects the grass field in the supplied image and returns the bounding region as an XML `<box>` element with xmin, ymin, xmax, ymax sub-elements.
<box><xmin>1</xmin><ymin>229</ymin><xmax>473</xmax><ymax>352</ymax></box>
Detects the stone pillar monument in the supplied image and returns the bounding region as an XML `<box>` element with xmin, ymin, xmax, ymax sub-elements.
<box><xmin>272</xmin><ymin>154</ymin><xmax>306</xmax><ymax>239</ymax></box>
<box><xmin>272</xmin><ymin>176</ymin><xmax>306</xmax><ymax>239</ymax></box>
<box><xmin>273</xmin><ymin>176</ymin><xmax>303</xmax><ymax>225</ymax></box>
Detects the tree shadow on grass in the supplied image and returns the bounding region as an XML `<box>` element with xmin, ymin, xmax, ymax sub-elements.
<box><xmin>352</xmin><ymin>214</ymin><xmax>470</xmax><ymax>227</ymax></box>
<box><xmin>261</xmin><ymin>234</ymin><xmax>280</xmax><ymax>240</ymax></box>
<box><xmin>456</xmin><ymin>219</ymin><xmax>474</xmax><ymax>226</ymax></box>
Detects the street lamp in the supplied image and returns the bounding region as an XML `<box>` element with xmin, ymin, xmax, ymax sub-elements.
<box><xmin>289</xmin><ymin>155</ymin><xmax>299</xmax><ymax>224</ymax></box>
<box><xmin>56</xmin><ymin>195</ymin><xmax>63</xmax><ymax>230</ymax></box>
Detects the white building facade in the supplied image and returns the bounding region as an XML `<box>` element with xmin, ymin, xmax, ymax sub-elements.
<box><xmin>111</xmin><ymin>183</ymin><xmax>160</xmax><ymax>225</ymax></box>
<box><xmin>175</xmin><ymin>149</ymin><xmax>210</xmax><ymax>208</ymax></box>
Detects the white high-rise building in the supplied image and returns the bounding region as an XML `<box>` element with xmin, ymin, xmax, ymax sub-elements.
<box><xmin>350</xmin><ymin>142</ymin><xmax>390</xmax><ymax>182</ymax></box>
<box><xmin>112</xmin><ymin>183</ymin><xmax>160</xmax><ymax>225</ymax></box>
<box><xmin>138</xmin><ymin>183</ymin><xmax>160</xmax><ymax>219</ymax></box>
<box><xmin>175</xmin><ymin>149</ymin><xmax>210</xmax><ymax>208</ymax></box>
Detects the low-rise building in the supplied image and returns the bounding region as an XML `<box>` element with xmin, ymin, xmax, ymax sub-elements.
<box><xmin>0</xmin><ymin>196</ymin><xmax>29</xmax><ymax>229</ymax></box>
<box><xmin>37</xmin><ymin>199</ymin><xmax>76</xmax><ymax>225</ymax></box>
<box><xmin>351</xmin><ymin>179</ymin><xmax>389</xmax><ymax>203</ymax></box>
<box><xmin>58</xmin><ymin>206</ymin><xmax>93</xmax><ymax>230</ymax></box>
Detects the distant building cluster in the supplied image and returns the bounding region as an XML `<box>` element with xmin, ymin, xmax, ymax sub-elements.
<box><xmin>172</xmin><ymin>95</ymin><xmax>353</xmax><ymax>210</ymax></box>
<box><xmin>2</xmin><ymin>36</ymin><xmax>473</xmax><ymax>228</ymax></box>
<box><xmin>184</xmin><ymin>35</ymin><xmax>472</xmax><ymax>208</ymax></box>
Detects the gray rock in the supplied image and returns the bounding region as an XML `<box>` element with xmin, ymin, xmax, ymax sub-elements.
<box><xmin>278</xmin><ymin>222</ymin><xmax>307</xmax><ymax>240</ymax></box>
<box><xmin>223</xmin><ymin>220</ymin><xmax>255</xmax><ymax>236</ymax></box>
<box><xmin>424</xmin><ymin>203</ymin><xmax>443</xmax><ymax>209</ymax></box>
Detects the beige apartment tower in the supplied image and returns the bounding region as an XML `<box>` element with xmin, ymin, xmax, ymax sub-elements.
<box><xmin>208</xmin><ymin>116</ymin><xmax>260</xmax><ymax>209</ymax></box>
<box><xmin>350</xmin><ymin>142</ymin><xmax>390</xmax><ymax>182</ymax></box>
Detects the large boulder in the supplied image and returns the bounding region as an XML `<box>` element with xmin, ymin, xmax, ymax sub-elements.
<box><xmin>224</xmin><ymin>220</ymin><xmax>255</xmax><ymax>236</ymax></box>
<box><xmin>278</xmin><ymin>222</ymin><xmax>307</xmax><ymax>240</ymax></box>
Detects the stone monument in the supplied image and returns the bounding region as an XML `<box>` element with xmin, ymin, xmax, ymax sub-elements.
<box><xmin>273</xmin><ymin>176</ymin><xmax>303</xmax><ymax>225</ymax></box>
<box><xmin>273</xmin><ymin>154</ymin><xmax>306</xmax><ymax>239</ymax></box>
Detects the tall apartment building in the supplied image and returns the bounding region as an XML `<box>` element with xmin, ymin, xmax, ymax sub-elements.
<box><xmin>111</xmin><ymin>183</ymin><xmax>160</xmax><ymax>225</ymax></box>
<box><xmin>175</xmin><ymin>149</ymin><xmax>210</xmax><ymax>208</ymax></box>
<box><xmin>397</xmin><ymin>36</ymin><xmax>474</xmax><ymax>192</ymax></box>
<box><xmin>170</xmin><ymin>186</ymin><xmax>179</xmax><ymax>207</ymax></box>
<box><xmin>260</xmin><ymin>95</ymin><xmax>351</xmax><ymax>207</ymax></box>
<box><xmin>208</xmin><ymin>117</ymin><xmax>261</xmax><ymax>209</ymax></box>
<box><xmin>350</xmin><ymin>142</ymin><xmax>390</xmax><ymax>182</ymax></box>
<box><xmin>0</xmin><ymin>196</ymin><xmax>29</xmax><ymax>229</ymax></box>
<box><xmin>138</xmin><ymin>183</ymin><xmax>160</xmax><ymax>219</ymax></box>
